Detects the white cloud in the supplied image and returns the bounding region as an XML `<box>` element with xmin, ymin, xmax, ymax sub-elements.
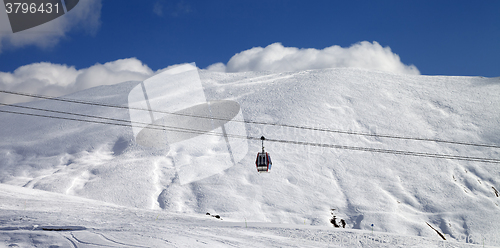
<box><xmin>205</xmin><ymin>62</ymin><xmax>226</xmax><ymax>72</ymax></box>
<box><xmin>153</xmin><ymin>0</ymin><xmax>192</xmax><ymax>17</ymax></box>
<box><xmin>207</xmin><ymin>42</ymin><xmax>420</xmax><ymax>75</ymax></box>
<box><xmin>0</xmin><ymin>58</ymin><xmax>153</xmax><ymax>104</ymax></box>
<box><xmin>173</xmin><ymin>0</ymin><xmax>192</xmax><ymax>17</ymax></box>
<box><xmin>153</xmin><ymin>1</ymin><xmax>164</xmax><ymax>16</ymax></box>
<box><xmin>0</xmin><ymin>0</ymin><xmax>102</xmax><ymax>52</ymax></box>
<box><xmin>0</xmin><ymin>41</ymin><xmax>420</xmax><ymax>104</ymax></box>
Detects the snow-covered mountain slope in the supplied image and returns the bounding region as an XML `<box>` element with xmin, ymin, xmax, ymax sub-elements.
<box><xmin>1</xmin><ymin>68</ymin><xmax>499</xmax><ymax>246</ymax></box>
<box><xmin>0</xmin><ymin>183</ymin><xmax>483</xmax><ymax>247</ymax></box>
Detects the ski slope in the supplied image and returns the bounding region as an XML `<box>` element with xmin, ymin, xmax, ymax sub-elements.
<box><xmin>0</xmin><ymin>67</ymin><xmax>499</xmax><ymax>247</ymax></box>
<box><xmin>0</xmin><ymin>183</ymin><xmax>487</xmax><ymax>247</ymax></box>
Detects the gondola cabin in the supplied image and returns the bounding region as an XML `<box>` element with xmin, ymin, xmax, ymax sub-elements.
<box><xmin>255</xmin><ymin>152</ymin><xmax>272</xmax><ymax>173</ymax></box>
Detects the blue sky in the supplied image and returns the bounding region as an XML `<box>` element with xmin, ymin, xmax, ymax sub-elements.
<box><xmin>0</xmin><ymin>0</ymin><xmax>499</xmax><ymax>77</ymax></box>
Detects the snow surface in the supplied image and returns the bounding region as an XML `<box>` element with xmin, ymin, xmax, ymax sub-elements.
<box><xmin>0</xmin><ymin>68</ymin><xmax>499</xmax><ymax>247</ymax></box>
